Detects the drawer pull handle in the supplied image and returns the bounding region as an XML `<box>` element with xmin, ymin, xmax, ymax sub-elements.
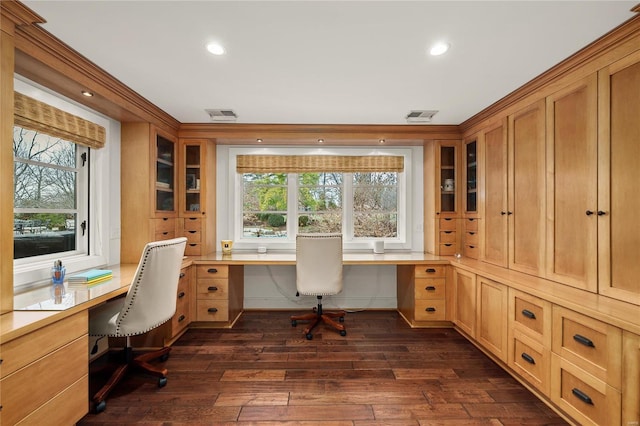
<box><xmin>521</xmin><ymin>309</ymin><xmax>536</xmax><ymax>320</ymax></box>
<box><xmin>571</xmin><ymin>388</ymin><xmax>594</xmax><ymax>405</ymax></box>
<box><xmin>162</xmin><ymin>217</ymin><xmax>169</xmax><ymax>221</ymax></box>
<box><xmin>188</xmin><ymin>230</ymin><xmax>197</xmax><ymax>234</ymax></box>
<box><xmin>208</xmin><ymin>307</ymin><xmax>218</xmax><ymax>313</ymax></box>
<box><xmin>179</xmin><ymin>272</ymin><xmax>185</xmax><ymax>278</ymax></box>
<box><xmin>469</xmin><ymin>232</ymin><xmax>476</xmax><ymax>235</ymax></box>
<box><xmin>444</xmin><ymin>231</ymin><xmax>453</xmax><ymax>234</ymax></box>
<box><xmin>208</xmin><ymin>286</ymin><xmax>218</xmax><ymax>292</ymax></box>
<box><xmin>468</xmin><ymin>245</ymin><xmax>475</xmax><ymax>249</ymax></box>
<box><xmin>178</xmin><ymin>291</ymin><xmax>185</xmax><ymax>298</ymax></box>
<box><xmin>425</xmin><ymin>307</ymin><xmax>436</xmax><ymax>312</ymax></box>
<box><xmin>426</xmin><ymin>268</ymin><xmax>436</xmax><ymax>273</ymax></box>
<box><xmin>178</xmin><ymin>315</ymin><xmax>185</xmax><ymax>322</ymax></box>
<box><xmin>425</xmin><ymin>286</ymin><xmax>436</xmax><ymax>291</ymax></box>
<box><xmin>162</xmin><ymin>232</ymin><xmax>168</xmax><ymax>235</ymax></box>
<box><xmin>444</xmin><ymin>244</ymin><xmax>453</xmax><ymax>247</ymax></box>
<box><xmin>573</xmin><ymin>334</ymin><xmax>595</xmax><ymax>348</ymax></box>
<box><xmin>207</xmin><ymin>268</ymin><xmax>218</xmax><ymax>273</ymax></box>
<box><xmin>521</xmin><ymin>353</ymin><xmax>536</xmax><ymax>364</ymax></box>
<box><xmin>444</xmin><ymin>218</ymin><xmax>453</xmax><ymax>221</ymax></box>
<box><xmin>189</xmin><ymin>243</ymin><xmax>197</xmax><ymax>247</ymax></box>
<box><xmin>188</xmin><ymin>218</ymin><xmax>197</xmax><ymax>221</ymax></box>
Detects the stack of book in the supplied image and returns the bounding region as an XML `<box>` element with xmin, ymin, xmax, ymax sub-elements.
<box><xmin>67</xmin><ymin>269</ymin><xmax>113</xmax><ymax>288</ymax></box>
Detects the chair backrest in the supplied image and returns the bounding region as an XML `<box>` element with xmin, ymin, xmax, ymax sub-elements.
<box><xmin>116</xmin><ymin>237</ymin><xmax>187</xmax><ymax>336</ymax></box>
<box><xmin>296</xmin><ymin>233</ymin><xmax>343</xmax><ymax>296</ymax></box>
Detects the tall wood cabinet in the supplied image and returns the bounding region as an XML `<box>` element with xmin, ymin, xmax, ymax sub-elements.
<box><xmin>481</xmin><ymin>119</ymin><xmax>509</xmax><ymax>267</ymax></box>
<box><xmin>462</xmin><ymin>136</ymin><xmax>480</xmax><ymax>259</ymax></box>
<box><xmin>597</xmin><ymin>51</ymin><xmax>640</xmax><ymax>305</ymax></box>
<box><xmin>178</xmin><ymin>139</ymin><xmax>216</xmax><ymax>256</ymax></box>
<box><xmin>508</xmin><ymin>99</ymin><xmax>546</xmax><ymax>276</ymax></box>
<box><xmin>121</xmin><ymin>123</ymin><xmax>179</xmax><ymax>263</ymax></box>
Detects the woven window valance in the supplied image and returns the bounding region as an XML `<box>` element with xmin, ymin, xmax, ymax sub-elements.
<box><xmin>236</xmin><ymin>155</ymin><xmax>404</xmax><ymax>173</ymax></box>
<box><xmin>14</xmin><ymin>92</ymin><xmax>106</xmax><ymax>149</ymax></box>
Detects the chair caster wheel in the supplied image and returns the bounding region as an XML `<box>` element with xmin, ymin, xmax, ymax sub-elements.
<box><xmin>94</xmin><ymin>401</ymin><xmax>106</xmax><ymax>413</ymax></box>
<box><xmin>160</xmin><ymin>353</ymin><xmax>170</xmax><ymax>362</ymax></box>
<box><xmin>291</xmin><ymin>320</ymin><xmax>297</xmax><ymax>327</ymax></box>
<box><xmin>340</xmin><ymin>330</ymin><xmax>347</xmax><ymax>336</ymax></box>
<box><xmin>339</xmin><ymin>317</ymin><xmax>344</xmax><ymax>322</ymax></box>
<box><xmin>158</xmin><ymin>377</ymin><xmax>168</xmax><ymax>387</ymax></box>
<box><xmin>306</xmin><ymin>333</ymin><xmax>313</xmax><ymax>340</ymax></box>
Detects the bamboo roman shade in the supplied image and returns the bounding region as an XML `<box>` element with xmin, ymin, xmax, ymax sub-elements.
<box><xmin>14</xmin><ymin>92</ymin><xmax>106</xmax><ymax>149</ymax></box>
<box><xmin>236</xmin><ymin>155</ymin><xmax>404</xmax><ymax>173</ymax></box>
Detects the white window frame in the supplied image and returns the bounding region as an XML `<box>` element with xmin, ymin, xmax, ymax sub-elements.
<box><xmin>218</xmin><ymin>146</ymin><xmax>424</xmax><ymax>252</ymax></box>
<box><xmin>13</xmin><ymin>77</ymin><xmax>119</xmax><ymax>290</ymax></box>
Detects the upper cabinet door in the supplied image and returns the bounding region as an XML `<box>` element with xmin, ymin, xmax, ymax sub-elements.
<box><xmin>508</xmin><ymin>99</ymin><xmax>546</xmax><ymax>276</ymax></box>
<box><xmin>436</xmin><ymin>141</ymin><xmax>460</xmax><ymax>218</ymax></box>
<box><xmin>598</xmin><ymin>51</ymin><xmax>640</xmax><ymax>305</ymax></box>
<box><xmin>463</xmin><ymin>138</ymin><xmax>478</xmax><ymax>217</ymax></box>
<box><xmin>482</xmin><ymin>119</ymin><xmax>508</xmax><ymax>268</ymax></box>
<box><xmin>154</xmin><ymin>131</ymin><xmax>178</xmax><ymax>216</ymax></box>
<box><xmin>545</xmin><ymin>74</ymin><xmax>598</xmax><ymax>292</ymax></box>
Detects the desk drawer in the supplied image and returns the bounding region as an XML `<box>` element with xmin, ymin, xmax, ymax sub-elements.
<box><xmin>552</xmin><ymin>306</ymin><xmax>622</xmax><ymax>388</ymax></box>
<box><xmin>183</xmin><ymin>229</ymin><xmax>201</xmax><ymax>244</ymax></box>
<box><xmin>155</xmin><ymin>230</ymin><xmax>175</xmax><ymax>241</ymax></box>
<box><xmin>153</xmin><ymin>217</ymin><xmax>175</xmax><ymax>232</ymax></box>
<box><xmin>415</xmin><ymin>265</ymin><xmax>446</xmax><ymax>278</ymax></box>
<box><xmin>0</xmin><ymin>311</ymin><xmax>87</xmax><ymax>378</ymax></box>
<box><xmin>463</xmin><ymin>244</ymin><xmax>478</xmax><ymax>259</ymax></box>
<box><xmin>414</xmin><ymin>299</ymin><xmax>446</xmax><ymax>321</ymax></box>
<box><xmin>183</xmin><ymin>217</ymin><xmax>202</xmax><ymax>231</ymax></box>
<box><xmin>439</xmin><ymin>218</ymin><xmax>457</xmax><ymax>231</ymax></box>
<box><xmin>185</xmin><ymin>242</ymin><xmax>202</xmax><ymax>256</ymax></box>
<box><xmin>439</xmin><ymin>243</ymin><xmax>456</xmax><ymax>256</ymax></box>
<box><xmin>464</xmin><ymin>231</ymin><xmax>479</xmax><ymax>246</ymax></box>
<box><xmin>440</xmin><ymin>230</ymin><xmax>456</xmax><ymax>244</ymax></box>
<box><xmin>196</xmin><ymin>300</ymin><xmax>229</xmax><ymax>321</ymax></box>
<box><xmin>0</xmin><ymin>336</ymin><xmax>88</xmax><ymax>426</ymax></box>
<box><xmin>15</xmin><ymin>375</ymin><xmax>88</xmax><ymax>426</ymax></box>
<box><xmin>510</xmin><ymin>330</ymin><xmax>550</xmax><ymax>396</ymax></box>
<box><xmin>464</xmin><ymin>218</ymin><xmax>478</xmax><ymax>232</ymax></box>
<box><xmin>196</xmin><ymin>265</ymin><xmax>229</xmax><ymax>279</ymax></box>
<box><xmin>415</xmin><ymin>278</ymin><xmax>446</xmax><ymax>299</ymax></box>
<box><xmin>510</xmin><ymin>289</ymin><xmax>551</xmax><ymax>346</ymax></box>
<box><xmin>551</xmin><ymin>354</ymin><xmax>621</xmax><ymax>426</ymax></box>
<box><xmin>197</xmin><ymin>279</ymin><xmax>229</xmax><ymax>300</ymax></box>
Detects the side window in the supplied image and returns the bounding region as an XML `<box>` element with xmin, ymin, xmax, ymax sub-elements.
<box><xmin>352</xmin><ymin>172</ymin><xmax>398</xmax><ymax>238</ymax></box>
<box><xmin>242</xmin><ymin>173</ymin><xmax>288</xmax><ymax>238</ymax></box>
<box><xmin>297</xmin><ymin>172</ymin><xmax>343</xmax><ymax>233</ymax></box>
<box><xmin>13</xmin><ymin>126</ymin><xmax>88</xmax><ymax>260</ymax></box>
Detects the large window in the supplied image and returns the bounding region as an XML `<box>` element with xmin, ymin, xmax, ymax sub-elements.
<box><xmin>223</xmin><ymin>147</ymin><xmax>420</xmax><ymax>251</ymax></box>
<box><xmin>13</xmin><ymin>126</ymin><xmax>89</xmax><ymax>260</ymax></box>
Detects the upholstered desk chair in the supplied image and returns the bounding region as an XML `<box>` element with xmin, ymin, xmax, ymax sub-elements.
<box><xmin>89</xmin><ymin>237</ymin><xmax>187</xmax><ymax>413</ymax></box>
<box><xmin>290</xmin><ymin>233</ymin><xmax>346</xmax><ymax>340</ymax></box>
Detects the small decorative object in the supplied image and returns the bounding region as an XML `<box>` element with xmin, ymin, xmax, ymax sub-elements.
<box><xmin>51</xmin><ymin>260</ymin><xmax>66</xmax><ymax>304</ymax></box>
<box><xmin>444</xmin><ymin>178</ymin><xmax>455</xmax><ymax>192</ymax></box>
<box><xmin>190</xmin><ymin>203</ymin><xmax>200</xmax><ymax>211</ymax></box>
<box><xmin>186</xmin><ymin>174</ymin><xmax>196</xmax><ymax>190</ymax></box>
<box><xmin>221</xmin><ymin>240</ymin><xmax>233</xmax><ymax>254</ymax></box>
<box><xmin>373</xmin><ymin>240</ymin><xmax>384</xmax><ymax>254</ymax></box>
<box><xmin>257</xmin><ymin>246</ymin><xmax>267</xmax><ymax>254</ymax></box>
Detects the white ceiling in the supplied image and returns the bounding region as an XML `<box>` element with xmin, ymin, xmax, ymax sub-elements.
<box><xmin>22</xmin><ymin>1</ymin><xmax>637</xmax><ymax>125</ymax></box>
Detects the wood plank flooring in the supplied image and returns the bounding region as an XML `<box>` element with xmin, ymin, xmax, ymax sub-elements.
<box><xmin>78</xmin><ymin>310</ymin><xmax>568</xmax><ymax>425</ymax></box>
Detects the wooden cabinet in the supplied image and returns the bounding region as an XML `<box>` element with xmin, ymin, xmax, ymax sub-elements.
<box><xmin>597</xmin><ymin>51</ymin><xmax>640</xmax><ymax>305</ymax></box>
<box><xmin>397</xmin><ymin>264</ymin><xmax>450</xmax><ymax>326</ymax></box>
<box><xmin>0</xmin><ymin>312</ymin><xmax>89</xmax><ymax>425</ymax></box>
<box><xmin>475</xmin><ymin>277</ymin><xmax>508</xmax><ymax>362</ymax></box>
<box><xmin>121</xmin><ymin>123</ymin><xmax>179</xmax><ymax>263</ymax></box>
<box><xmin>462</xmin><ymin>218</ymin><xmax>479</xmax><ymax>259</ymax></box>
<box><xmin>508</xmin><ymin>99</ymin><xmax>546</xmax><ymax>276</ymax></box>
<box><xmin>194</xmin><ymin>264</ymin><xmax>243</xmax><ymax>326</ymax></box>
<box><xmin>178</xmin><ymin>139</ymin><xmax>216</xmax><ymax>256</ymax></box>
<box><xmin>507</xmin><ymin>289</ymin><xmax>552</xmax><ymax>395</ymax></box>
<box><xmin>461</xmin><ymin>136</ymin><xmax>480</xmax><ymax>259</ymax></box>
<box><xmin>481</xmin><ymin>119</ymin><xmax>509</xmax><ymax>267</ymax></box>
<box><xmin>166</xmin><ymin>266</ymin><xmax>192</xmax><ymax>344</ymax></box>
<box><xmin>452</xmin><ymin>268</ymin><xmax>476</xmax><ymax>338</ymax></box>
<box><xmin>545</xmin><ymin>74</ymin><xmax>598</xmax><ymax>292</ymax></box>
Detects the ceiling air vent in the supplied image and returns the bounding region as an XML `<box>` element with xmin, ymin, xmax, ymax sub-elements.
<box><xmin>205</xmin><ymin>109</ymin><xmax>238</xmax><ymax>122</ymax></box>
<box><xmin>406</xmin><ymin>110</ymin><xmax>438</xmax><ymax>123</ymax></box>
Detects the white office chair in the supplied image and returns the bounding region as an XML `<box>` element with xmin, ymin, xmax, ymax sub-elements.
<box><xmin>89</xmin><ymin>237</ymin><xmax>187</xmax><ymax>413</ymax></box>
<box><xmin>290</xmin><ymin>233</ymin><xmax>346</xmax><ymax>340</ymax></box>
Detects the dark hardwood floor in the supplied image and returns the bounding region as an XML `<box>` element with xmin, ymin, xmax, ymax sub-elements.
<box><xmin>79</xmin><ymin>310</ymin><xmax>568</xmax><ymax>425</ymax></box>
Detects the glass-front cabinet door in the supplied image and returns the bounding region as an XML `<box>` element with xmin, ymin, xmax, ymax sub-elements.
<box><xmin>438</xmin><ymin>142</ymin><xmax>458</xmax><ymax>216</ymax></box>
<box><xmin>155</xmin><ymin>134</ymin><xmax>176</xmax><ymax>213</ymax></box>
<box><xmin>464</xmin><ymin>139</ymin><xmax>478</xmax><ymax>215</ymax></box>
<box><xmin>183</xmin><ymin>143</ymin><xmax>202</xmax><ymax>215</ymax></box>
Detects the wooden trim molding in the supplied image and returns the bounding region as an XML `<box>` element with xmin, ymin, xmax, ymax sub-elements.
<box><xmin>0</xmin><ymin>0</ymin><xmax>44</xmax><ymax>29</ymax></box>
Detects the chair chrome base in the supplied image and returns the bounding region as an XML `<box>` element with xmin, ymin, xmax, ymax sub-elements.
<box><xmin>290</xmin><ymin>295</ymin><xmax>346</xmax><ymax>340</ymax></box>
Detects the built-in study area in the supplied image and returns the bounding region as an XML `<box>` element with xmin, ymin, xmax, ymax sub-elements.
<box><xmin>1</xmin><ymin>2</ymin><xmax>640</xmax><ymax>425</ymax></box>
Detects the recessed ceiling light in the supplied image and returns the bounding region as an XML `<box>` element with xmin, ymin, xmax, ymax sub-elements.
<box><xmin>318</xmin><ymin>139</ymin><xmax>324</xmax><ymax>144</ymax></box>
<box><xmin>206</xmin><ymin>42</ymin><xmax>226</xmax><ymax>55</ymax></box>
<box><xmin>81</xmin><ymin>90</ymin><xmax>94</xmax><ymax>97</ymax></box>
<box><xmin>429</xmin><ymin>42</ymin><xmax>450</xmax><ymax>56</ymax></box>
<box><xmin>379</xmin><ymin>139</ymin><xmax>385</xmax><ymax>144</ymax></box>
<box><xmin>257</xmin><ymin>138</ymin><xmax>263</xmax><ymax>143</ymax></box>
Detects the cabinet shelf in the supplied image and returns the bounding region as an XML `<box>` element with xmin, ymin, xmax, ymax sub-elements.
<box><xmin>156</xmin><ymin>158</ymin><xmax>173</xmax><ymax>167</ymax></box>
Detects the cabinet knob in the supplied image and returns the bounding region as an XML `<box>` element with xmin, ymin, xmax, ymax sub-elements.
<box><xmin>507</xmin><ymin>211</ymin><xmax>513</xmax><ymax>215</ymax></box>
<box><xmin>178</xmin><ymin>291</ymin><xmax>185</xmax><ymax>298</ymax></box>
<box><xmin>500</xmin><ymin>211</ymin><xmax>507</xmax><ymax>215</ymax></box>
<box><xmin>179</xmin><ymin>272</ymin><xmax>185</xmax><ymax>278</ymax></box>
<box><xmin>597</xmin><ymin>210</ymin><xmax>607</xmax><ymax>216</ymax></box>
<box><xmin>585</xmin><ymin>210</ymin><xmax>594</xmax><ymax>216</ymax></box>
<box><xmin>178</xmin><ymin>315</ymin><xmax>186</xmax><ymax>322</ymax></box>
